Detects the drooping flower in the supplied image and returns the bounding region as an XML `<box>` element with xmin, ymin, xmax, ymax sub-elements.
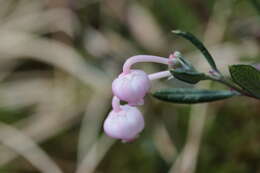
<box><xmin>104</xmin><ymin>53</ymin><xmax>179</xmax><ymax>142</ymax></box>
<box><xmin>112</xmin><ymin>69</ymin><xmax>151</xmax><ymax>105</ymax></box>
<box><xmin>103</xmin><ymin>97</ymin><xmax>144</xmax><ymax>142</ymax></box>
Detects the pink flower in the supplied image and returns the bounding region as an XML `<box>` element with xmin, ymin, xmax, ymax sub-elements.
<box><xmin>103</xmin><ymin>104</ymin><xmax>144</xmax><ymax>142</ymax></box>
<box><xmin>104</xmin><ymin>54</ymin><xmax>177</xmax><ymax>142</ymax></box>
<box><xmin>112</xmin><ymin>70</ymin><xmax>151</xmax><ymax>105</ymax></box>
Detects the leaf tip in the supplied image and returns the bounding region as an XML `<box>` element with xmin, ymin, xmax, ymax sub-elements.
<box><xmin>171</xmin><ymin>30</ymin><xmax>183</xmax><ymax>34</ymax></box>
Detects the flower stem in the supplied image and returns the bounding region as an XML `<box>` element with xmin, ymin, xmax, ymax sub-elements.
<box><xmin>112</xmin><ymin>96</ymin><xmax>121</xmax><ymax>112</ymax></box>
<box><xmin>148</xmin><ymin>71</ymin><xmax>171</xmax><ymax>81</ymax></box>
<box><xmin>123</xmin><ymin>55</ymin><xmax>169</xmax><ymax>74</ymax></box>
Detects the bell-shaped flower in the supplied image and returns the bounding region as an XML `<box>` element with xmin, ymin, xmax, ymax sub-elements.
<box><xmin>112</xmin><ymin>70</ymin><xmax>151</xmax><ymax>105</ymax></box>
<box><xmin>103</xmin><ymin>104</ymin><xmax>145</xmax><ymax>142</ymax></box>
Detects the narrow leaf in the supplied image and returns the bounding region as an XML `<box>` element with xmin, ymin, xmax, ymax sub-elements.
<box><xmin>172</xmin><ymin>30</ymin><xmax>218</xmax><ymax>71</ymax></box>
<box><xmin>174</xmin><ymin>52</ymin><xmax>196</xmax><ymax>71</ymax></box>
<box><xmin>153</xmin><ymin>88</ymin><xmax>236</xmax><ymax>104</ymax></box>
<box><xmin>229</xmin><ymin>64</ymin><xmax>260</xmax><ymax>98</ymax></box>
<box><xmin>170</xmin><ymin>69</ymin><xmax>207</xmax><ymax>84</ymax></box>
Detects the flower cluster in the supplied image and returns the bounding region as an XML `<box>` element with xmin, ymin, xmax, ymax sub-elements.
<box><xmin>103</xmin><ymin>53</ymin><xmax>179</xmax><ymax>142</ymax></box>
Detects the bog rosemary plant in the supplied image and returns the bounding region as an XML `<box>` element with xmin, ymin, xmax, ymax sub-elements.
<box><xmin>103</xmin><ymin>30</ymin><xmax>260</xmax><ymax>142</ymax></box>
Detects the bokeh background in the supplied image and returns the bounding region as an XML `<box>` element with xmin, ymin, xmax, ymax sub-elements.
<box><xmin>0</xmin><ymin>0</ymin><xmax>259</xmax><ymax>173</ymax></box>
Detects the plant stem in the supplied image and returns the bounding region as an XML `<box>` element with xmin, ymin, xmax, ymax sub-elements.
<box><xmin>148</xmin><ymin>71</ymin><xmax>171</xmax><ymax>80</ymax></box>
<box><xmin>205</xmin><ymin>75</ymin><xmax>259</xmax><ymax>99</ymax></box>
<box><xmin>112</xmin><ymin>96</ymin><xmax>121</xmax><ymax>112</ymax></box>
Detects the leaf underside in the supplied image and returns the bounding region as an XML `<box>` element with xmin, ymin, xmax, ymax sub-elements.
<box><xmin>153</xmin><ymin>88</ymin><xmax>236</xmax><ymax>104</ymax></box>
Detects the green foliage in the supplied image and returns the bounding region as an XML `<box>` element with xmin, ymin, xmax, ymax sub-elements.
<box><xmin>229</xmin><ymin>65</ymin><xmax>260</xmax><ymax>98</ymax></box>
<box><xmin>250</xmin><ymin>0</ymin><xmax>260</xmax><ymax>14</ymax></box>
<box><xmin>172</xmin><ymin>30</ymin><xmax>219</xmax><ymax>72</ymax></box>
<box><xmin>153</xmin><ymin>88</ymin><xmax>236</xmax><ymax>104</ymax></box>
<box><xmin>174</xmin><ymin>52</ymin><xmax>196</xmax><ymax>71</ymax></box>
<box><xmin>170</xmin><ymin>69</ymin><xmax>207</xmax><ymax>84</ymax></box>
<box><xmin>167</xmin><ymin>31</ymin><xmax>260</xmax><ymax>101</ymax></box>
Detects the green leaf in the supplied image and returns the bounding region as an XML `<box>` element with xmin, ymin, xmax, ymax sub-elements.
<box><xmin>172</xmin><ymin>30</ymin><xmax>218</xmax><ymax>72</ymax></box>
<box><xmin>170</xmin><ymin>69</ymin><xmax>207</xmax><ymax>84</ymax></box>
<box><xmin>229</xmin><ymin>64</ymin><xmax>260</xmax><ymax>98</ymax></box>
<box><xmin>153</xmin><ymin>88</ymin><xmax>236</xmax><ymax>104</ymax></box>
<box><xmin>250</xmin><ymin>0</ymin><xmax>260</xmax><ymax>15</ymax></box>
<box><xmin>174</xmin><ymin>52</ymin><xmax>196</xmax><ymax>71</ymax></box>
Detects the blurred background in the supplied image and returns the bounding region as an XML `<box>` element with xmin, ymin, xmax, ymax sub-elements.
<box><xmin>0</xmin><ymin>0</ymin><xmax>259</xmax><ymax>173</ymax></box>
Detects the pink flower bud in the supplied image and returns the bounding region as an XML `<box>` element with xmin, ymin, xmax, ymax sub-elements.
<box><xmin>112</xmin><ymin>70</ymin><xmax>151</xmax><ymax>105</ymax></box>
<box><xmin>168</xmin><ymin>53</ymin><xmax>177</xmax><ymax>65</ymax></box>
<box><xmin>103</xmin><ymin>105</ymin><xmax>144</xmax><ymax>142</ymax></box>
<box><xmin>167</xmin><ymin>53</ymin><xmax>180</xmax><ymax>69</ymax></box>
